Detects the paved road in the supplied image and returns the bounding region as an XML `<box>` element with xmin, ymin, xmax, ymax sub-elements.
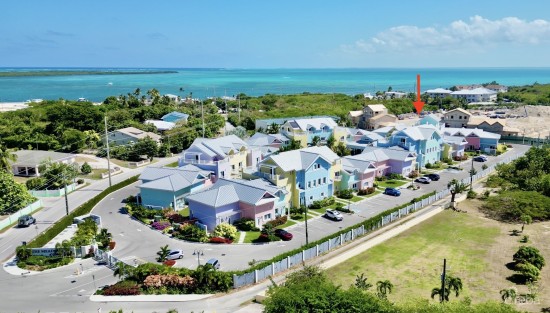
<box><xmin>0</xmin><ymin>146</ymin><xmax>530</xmax><ymax>312</ymax></box>
<box><xmin>0</xmin><ymin>156</ymin><xmax>179</xmax><ymax>263</ymax></box>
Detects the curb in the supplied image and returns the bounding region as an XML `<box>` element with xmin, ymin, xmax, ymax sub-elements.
<box><xmin>90</xmin><ymin>294</ymin><xmax>213</xmax><ymax>302</ymax></box>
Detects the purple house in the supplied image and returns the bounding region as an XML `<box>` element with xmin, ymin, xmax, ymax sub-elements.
<box><xmin>186</xmin><ymin>178</ymin><xmax>279</xmax><ymax>231</ymax></box>
<box><xmin>359</xmin><ymin>146</ymin><xmax>417</xmax><ymax>178</ymax></box>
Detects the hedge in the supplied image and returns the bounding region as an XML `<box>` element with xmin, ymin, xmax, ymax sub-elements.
<box><xmin>229</xmin><ymin>191</ymin><xmax>436</xmax><ymax>276</ymax></box>
<box><xmin>25</xmin><ymin>175</ymin><xmax>139</xmax><ymax>249</ymax></box>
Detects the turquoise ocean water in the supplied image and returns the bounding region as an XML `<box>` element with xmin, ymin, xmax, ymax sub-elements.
<box><xmin>0</xmin><ymin>68</ymin><xmax>549</xmax><ymax>102</ymax></box>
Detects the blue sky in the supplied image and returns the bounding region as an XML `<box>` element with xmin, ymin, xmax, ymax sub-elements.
<box><xmin>2</xmin><ymin>0</ymin><xmax>550</xmax><ymax>68</ymax></box>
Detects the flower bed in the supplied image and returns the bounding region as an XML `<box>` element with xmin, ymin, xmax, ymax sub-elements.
<box><xmin>151</xmin><ymin>221</ymin><xmax>171</xmax><ymax>231</ymax></box>
<box><xmin>209</xmin><ymin>237</ymin><xmax>233</xmax><ymax>244</ymax></box>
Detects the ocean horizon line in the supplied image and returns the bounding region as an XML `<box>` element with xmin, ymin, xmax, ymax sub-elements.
<box><xmin>2</xmin><ymin>66</ymin><xmax>550</xmax><ymax>71</ymax></box>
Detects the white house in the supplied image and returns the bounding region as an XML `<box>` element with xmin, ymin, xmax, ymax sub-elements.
<box><xmin>11</xmin><ymin>150</ymin><xmax>76</xmax><ymax>177</ymax></box>
<box><xmin>450</xmin><ymin>88</ymin><xmax>497</xmax><ymax>103</ymax></box>
<box><xmin>425</xmin><ymin>88</ymin><xmax>452</xmax><ymax>99</ymax></box>
<box><xmin>111</xmin><ymin>127</ymin><xmax>162</xmax><ymax>146</ymax></box>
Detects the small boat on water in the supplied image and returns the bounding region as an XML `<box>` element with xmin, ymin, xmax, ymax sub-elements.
<box><xmin>107</xmin><ymin>82</ymin><xmax>113</xmax><ymax>85</ymax></box>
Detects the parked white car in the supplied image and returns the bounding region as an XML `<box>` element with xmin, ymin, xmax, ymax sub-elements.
<box><xmin>167</xmin><ymin>249</ymin><xmax>184</xmax><ymax>260</ymax></box>
<box><xmin>325</xmin><ymin>209</ymin><xmax>343</xmax><ymax>221</ymax></box>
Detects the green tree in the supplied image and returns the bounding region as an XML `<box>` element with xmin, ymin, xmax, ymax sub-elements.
<box><xmin>515</xmin><ymin>262</ymin><xmax>541</xmax><ymax>282</ymax></box>
<box><xmin>134</xmin><ymin>137</ymin><xmax>159</xmax><ymax>161</ymax></box>
<box><xmin>156</xmin><ymin>244</ymin><xmax>170</xmax><ymax>262</ymax></box>
<box><xmin>0</xmin><ymin>171</ymin><xmax>35</xmax><ymax>214</ymax></box>
<box><xmin>80</xmin><ymin>162</ymin><xmax>92</xmax><ymax>174</ymax></box>
<box><xmin>520</xmin><ymin>214</ymin><xmax>532</xmax><ymax>233</ymax></box>
<box><xmin>279</xmin><ymin>139</ymin><xmax>301</xmax><ymax>152</ymax></box>
<box><xmin>326</xmin><ymin>134</ymin><xmax>335</xmax><ymax>149</ymax></box>
<box><xmin>311</xmin><ymin>136</ymin><xmax>320</xmax><ymax>147</ymax></box>
<box><xmin>0</xmin><ymin>144</ymin><xmax>17</xmax><ymax>172</ymax></box>
<box><xmin>448</xmin><ymin>179</ymin><xmax>467</xmax><ymax>208</ymax></box>
<box><xmin>267</xmin><ymin>122</ymin><xmax>279</xmax><ymax>134</ymax></box>
<box><xmin>500</xmin><ymin>288</ymin><xmax>517</xmax><ymax>303</ymax></box>
<box><xmin>60</xmin><ymin>128</ymin><xmax>86</xmax><ymax>152</ymax></box>
<box><xmin>332</xmin><ymin>142</ymin><xmax>350</xmax><ymax>157</ymax></box>
<box><xmin>376</xmin><ymin>280</ymin><xmax>393</xmax><ymax>299</ymax></box>
<box><xmin>38</xmin><ymin>161</ymin><xmax>79</xmax><ymax>189</ymax></box>
<box><xmin>513</xmin><ymin>246</ymin><xmax>545</xmax><ymax>270</ymax></box>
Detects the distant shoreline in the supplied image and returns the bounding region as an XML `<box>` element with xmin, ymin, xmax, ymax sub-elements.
<box><xmin>0</xmin><ymin>70</ymin><xmax>178</xmax><ymax>77</ymax></box>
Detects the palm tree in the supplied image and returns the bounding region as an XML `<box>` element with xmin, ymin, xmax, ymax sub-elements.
<box><xmin>113</xmin><ymin>261</ymin><xmax>133</xmax><ymax>280</ymax></box>
<box><xmin>354</xmin><ymin>273</ymin><xmax>372</xmax><ymax>290</ymax></box>
<box><xmin>448</xmin><ymin>179</ymin><xmax>467</xmax><ymax>210</ymax></box>
<box><xmin>0</xmin><ymin>144</ymin><xmax>17</xmax><ymax>172</ymax></box>
<box><xmin>500</xmin><ymin>288</ymin><xmax>517</xmax><ymax>303</ymax></box>
<box><xmin>156</xmin><ymin>244</ymin><xmax>170</xmax><ymax>262</ymax></box>
<box><xmin>431</xmin><ymin>275</ymin><xmax>463</xmax><ymax>302</ymax></box>
<box><xmin>376</xmin><ymin>280</ymin><xmax>394</xmax><ymax>299</ymax></box>
<box><xmin>312</xmin><ymin>136</ymin><xmax>321</xmax><ymax>147</ymax></box>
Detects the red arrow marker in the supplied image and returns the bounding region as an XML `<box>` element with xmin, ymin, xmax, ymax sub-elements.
<box><xmin>413</xmin><ymin>74</ymin><xmax>425</xmax><ymax>115</ymax></box>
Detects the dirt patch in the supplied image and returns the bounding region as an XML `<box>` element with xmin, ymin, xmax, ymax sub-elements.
<box><xmin>456</xmin><ymin>199</ymin><xmax>549</xmax><ymax>311</ymax></box>
<box><xmin>507</xmin><ymin>105</ymin><xmax>550</xmax><ymax>138</ymax></box>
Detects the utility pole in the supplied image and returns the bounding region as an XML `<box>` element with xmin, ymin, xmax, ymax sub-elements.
<box><xmin>304</xmin><ymin>205</ymin><xmax>309</xmax><ymax>246</ymax></box>
<box><xmin>63</xmin><ymin>170</ymin><xmax>69</xmax><ymax>216</ymax></box>
<box><xmin>104</xmin><ymin>116</ymin><xmax>112</xmax><ymax>187</ymax></box>
<box><xmin>201</xmin><ymin>101</ymin><xmax>205</xmax><ymax>137</ymax></box>
<box><xmin>238</xmin><ymin>96</ymin><xmax>241</xmax><ymax>123</ymax></box>
<box><xmin>440</xmin><ymin>258</ymin><xmax>447</xmax><ymax>303</ymax></box>
<box><xmin>469</xmin><ymin>157</ymin><xmax>474</xmax><ymax>191</ymax></box>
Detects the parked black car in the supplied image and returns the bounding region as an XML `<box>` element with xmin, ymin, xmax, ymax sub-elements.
<box><xmin>426</xmin><ymin>173</ymin><xmax>440</xmax><ymax>181</ymax></box>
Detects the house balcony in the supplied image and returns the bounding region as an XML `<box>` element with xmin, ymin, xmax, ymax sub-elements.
<box><xmin>398</xmin><ymin>142</ymin><xmax>416</xmax><ymax>152</ymax></box>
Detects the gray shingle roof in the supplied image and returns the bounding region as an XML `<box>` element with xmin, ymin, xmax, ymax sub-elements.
<box><xmin>341</xmin><ymin>157</ymin><xmax>377</xmax><ymax>174</ymax></box>
<box><xmin>139</xmin><ymin>165</ymin><xmax>209</xmax><ymax>191</ymax></box>
<box><xmin>188</xmin><ymin>135</ymin><xmax>249</xmax><ymax>158</ymax></box>
<box><xmin>186</xmin><ymin>178</ymin><xmax>276</xmax><ymax>207</ymax></box>
<box><xmin>12</xmin><ymin>150</ymin><xmax>75</xmax><ymax>166</ymax></box>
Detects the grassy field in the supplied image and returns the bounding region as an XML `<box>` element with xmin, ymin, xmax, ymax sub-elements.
<box><xmin>79</xmin><ymin>169</ymin><xmax>108</xmax><ymax>180</ymax></box>
<box><xmin>325</xmin><ymin>200</ymin><xmax>550</xmax><ymax>310</ymax></box>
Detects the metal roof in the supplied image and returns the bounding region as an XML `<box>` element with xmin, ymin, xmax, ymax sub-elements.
<box><xmin>186</xmin><ymin>178</ymin><xmax>276</xmax><ymax>207</ymax></box>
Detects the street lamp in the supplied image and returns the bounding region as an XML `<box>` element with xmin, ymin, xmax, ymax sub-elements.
<box><xmin>469</xmin><ymin>157</ymin><xmax>476</xmax><ymax>191</ymax></box>
<box><xmin>193</xmin><ymin>249</ymin><xmax>204</xmax><ymax>267</ymax></box>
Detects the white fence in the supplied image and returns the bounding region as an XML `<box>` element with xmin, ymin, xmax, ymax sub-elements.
<box><xmin>0</xmin><ymin>200</ymin><xmax>42</xmax><ymax>231</ymax></box>
<box><xmin>30</xmin><ymin>183</ymin><xmax>77</xmax><ymax>197</ymax></box>
<box><xmin>232</xmin><ymin>153</ymin><xmax>522</xmax><ymax>289</ymax></box>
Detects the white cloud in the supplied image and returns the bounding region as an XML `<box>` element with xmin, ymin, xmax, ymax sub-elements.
<box><xmin>342</xmin><ymin>16</ymin><xmax>550</xmax><ymax>54</ymax></box>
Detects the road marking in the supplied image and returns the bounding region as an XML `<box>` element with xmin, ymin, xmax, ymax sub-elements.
<box><xmin>0</xmin><ymin>244</ymin><xmax>12</xmax><ymax>254</ymax></box>
<box><xmin>136</xmin><ymin>228</ymin><xmax>141</xmax><ymax>232</ymax></box>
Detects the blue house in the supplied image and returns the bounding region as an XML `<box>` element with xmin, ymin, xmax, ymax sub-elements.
<box><xmin>258</xmin><ymin>146</ymin><xmax>338</xmax><ymax>207</ymax></box>
<box><xmin>161</xmin><ymin>111</ymin><xmax>189</xmax><ymax>123</ymax></box>
<box><xmin>138</xmin><ymin>165</ymin><xmax>212</xmax><ymax>210</ymax></box>
<box><xmin>383</xmin><ymin>125</ymin><xmax>443</xmax><ymax>168</ymax></box>
<box><xmin>416</xmin><ymin>114</ymin><xmax>441</xmax><ymax>127</ymax></box>
<box><xmin>280</xmin><ymin>117</ymin><xmax>338</xmax><ymax>148</ymax></box>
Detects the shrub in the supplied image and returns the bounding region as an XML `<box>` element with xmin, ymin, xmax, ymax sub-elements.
<box><xmin>163</xmin><ymin>260</ymin><xmax>176</xmax><ymax>267</ymax></box>
<box><xmin>387</xmin><ymin>173</ymin><xmax>404</xmax><ymax>180</ymax></box>
<box><xmin>335</xmin><ymin>206</ymin><xmax>353</xmax><ymax>214</ymax></box>
<box><xmin>467</xmin><ymin>190</ymin><xmax>477</xmax><ymax>199</ymax></box>
<box><xmin>265</xmin><ymin>215</ymin><xmax>288</xmax><ymax>228</ymax></box>
<box><xmin>513</xmin><ymin>246</ymin><xmax>546</xmax><ymax>270</ymax></box>
<box><xmin>309</xmin><ymin>201</ymin><xmax>323</xmax><ymax>210</ymax></box>
<box><xmin>212</xmin><ymin>223</ymin><xmax>238</xmax><ymax>240</ymax></box>
<box><xmin>80</xmin><ymin>162</ymin><xmax>92</xmax><ymax>174</ymax></box>
<box><xmin>233</xmin><ymin>218</ymin><xmax>258</xmax><ymax>231</ymax></box>
<box><xmin>515</xmin><ymin>262</ymin><xmax>541</xmax><ymax>282</ymax></box>
<box><xmin>481</xmin><ymin>164</ymin><xmax>488</xmax><ymax>170</ymax></box>
<box><xmin>177</xmin><ymin>224</ymin><xmax>208</xmax><ymax>242</ymax></box>
<box><xmin>358</xmin><ymin>187</ymin><xmax>376</xmax><ymax>196</ymax></box>
<box><xmin>425</xmin><ymin>162</ymin><xmax>432</xmax><ymax>169</ymax></box>
<box><xmin>76</xmin><ymin>178</ymin><xmax>85</xmax><ymax>184</ymax></box>
<box><xmin>375</xmin><ymin>176</ymin><xmax>387</xmax><ymax>181</ymax></box>
<box><xmin>336</xmin><ymin>189</ymin><xmax>354</xmax><ymax>199</ymax></box>
<box><xmin>102</xmin><ymin>280</ymin><xmax>141</xmax><ymax>296</ymax></box>
<box><xmin>209</xmin><ymin>237</ymin><xmax>233</xmax><ymax>244</ymax></box>
<box><xmin>151</xmin><ymin>221</ymin><xmax>171</xmax><ymax>231</ymax></box>
<box><xmin>408</xmin><ymin>170</ymin><xmax>419</xmax><ymax>178</ymax></box>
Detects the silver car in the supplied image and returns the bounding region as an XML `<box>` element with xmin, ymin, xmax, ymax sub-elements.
<box><xmin>167</xmin><ymin>249</ymin><xmax>184</xmax><ymax>260</ymax></box>
<box><xmin>325</xmin><ymin>209</ymin><xmax>343</xmax><ymax>221</ymax></box>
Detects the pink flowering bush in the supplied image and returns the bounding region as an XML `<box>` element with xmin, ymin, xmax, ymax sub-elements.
<box><xmin>151</xmin><ymin>221</ymin><xmax>171</xmax><ymax>231</ymax></box>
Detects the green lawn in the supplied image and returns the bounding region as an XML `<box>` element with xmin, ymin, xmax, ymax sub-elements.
<box><xmin>165</xmin><ymin>161</ymin><xmax>179</xmax><ymax>168</ymax></box>
<box><xmin>79</xmin><ymin>168</ymin><xmax>108</xmax><ymax>180</ymax></box>
<box><xmin>325</xmin><ymin>210</ymin><xmax>500</xmax><ymax>302</ymax></box>
<box><xmin>279</xmin><ymin>219</ymin><xmax>297</xmax><ymax>228</ymax></box>
<box><xmin>362</xmin><ymin>190</ymin><xmax>381</xmax><ymax>198</ymax></box>
<box><xmin>376</xmin><ymin>180</ymin><xmax>408</xmax><ymax>188</ymax></box>
<box><xmin>179</xmin><ymin>207</ymin><xmax>189</xmax><ymax>217</ymax></box>
<box><xmin>243</xmin><ymin>231</ymin><xmax>261</xmax><ymax>243</ymax></box>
